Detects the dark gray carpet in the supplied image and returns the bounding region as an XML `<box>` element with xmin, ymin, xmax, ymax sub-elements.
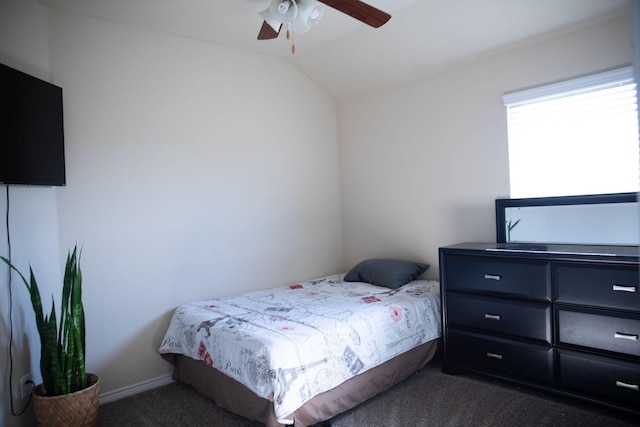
<box><xmin>98</xmin><ymin>355</ymin><xmax>638</xmax><ymax>426</ymax></box>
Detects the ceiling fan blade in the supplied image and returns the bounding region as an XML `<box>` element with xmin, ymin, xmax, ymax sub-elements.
<box><xmin>318</xmin><ymin>0</ymin><xmax>391</xmax><ymax>28</ymax></box>
<box><xmin>257</xmin><ymin>21</ymin><xmax>281</xmax><ymax>40</ymax></box>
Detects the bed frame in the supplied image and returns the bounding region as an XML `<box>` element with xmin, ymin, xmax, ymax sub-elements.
<box><xmin>162</xmin><ymin>338</ymin><xmax>439</xmax><ymax>426</ymax></box>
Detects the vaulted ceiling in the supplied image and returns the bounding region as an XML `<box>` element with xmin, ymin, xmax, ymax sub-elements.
<box><xmin>39</xmin><ymin>0</ymin><xmax>630</xmax><ymax>99</ymax></box>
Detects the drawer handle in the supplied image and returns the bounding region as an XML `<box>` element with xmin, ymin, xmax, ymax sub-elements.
<box><xmin>484</xmin><ymin>274</ymin><xmax>502</xmax><ymax>281</ymax></box>
<box><xmin>613</xmin><ymin>284</ymin><xmax>637</xmax><ymax>293</ymax></box>
<box><xmin>614</xmin><ymin>332</ymin><xmax>639</xmax><ymax>341</ymax></box>
<box><xmin>486</xmin><ymin>352</ymin><xmax>503</xmax><ymax>360</ymax></box>
<box><xmin>615</xmin><ymin>380</ymin><xmax>640</xmax><ymax>391</ymax></box>
<box><xmin>484</xmin><ymin>313</ymin><xmax>501</xmax><ymax>321</ymax></box>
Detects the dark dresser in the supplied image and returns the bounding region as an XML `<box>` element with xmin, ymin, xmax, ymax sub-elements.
<box><xmin>439</xmin><ymin>242</ymin><xmax>640</xmax><ymax>414</ymax></box>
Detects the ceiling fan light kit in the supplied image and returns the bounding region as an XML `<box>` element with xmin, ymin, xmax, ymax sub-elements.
<box><xmin>257</xmin><ymin>0</ymin><xmax>391</xmax><ymax>54</ymax></box>
<box><xmin>260</xmin><ymin>0</ymin><xmax>325</xmax><ymax>34</ymax></box>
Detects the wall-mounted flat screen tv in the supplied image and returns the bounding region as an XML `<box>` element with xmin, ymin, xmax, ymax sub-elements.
<box><xmin>0</xmin><ymin>63</ymin><xmax>66</xmax><ymax>186</ymax></box>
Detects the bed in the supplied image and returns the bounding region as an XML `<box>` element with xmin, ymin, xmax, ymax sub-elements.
<box><xmin>159</xmin><ymin>259</ymin><xmax>441</xmax><ymax>426</ymax></box>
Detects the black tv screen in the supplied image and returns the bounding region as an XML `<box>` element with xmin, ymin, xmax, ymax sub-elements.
<box><xmin>0</xmin><ymin>63</ymin><xmax>66</xmax><ymax>186</ymax></box>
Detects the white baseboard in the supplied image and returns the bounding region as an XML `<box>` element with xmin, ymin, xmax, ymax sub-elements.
<box><xmin>99</xmin><ymin>374</ymin><xmax>174</xmax><ymax>405</ymax></box>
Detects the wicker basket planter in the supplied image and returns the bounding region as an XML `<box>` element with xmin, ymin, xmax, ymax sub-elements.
<box><xmin>32</xmin><ymin>374</ymin><xmax>100</xmax><ymax>427</ymax></box>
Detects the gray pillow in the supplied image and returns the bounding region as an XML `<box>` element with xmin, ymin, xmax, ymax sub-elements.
<box><xmin>344</xmin><ymin>258</ymin><xmax>429</xmax><ymax>289</ymax></box>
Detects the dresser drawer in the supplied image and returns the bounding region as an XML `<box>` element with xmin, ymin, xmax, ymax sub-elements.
<box><xmin>555</xmin><ymin>262</ymin><xmax>639</xmax><ymax>311</ymax></box>
<box><xmin>557</xmin><ymin>308</ymin><xmax>640</xmax><ymax>357</ymax></box>
<box><xmin>446</xmin><ymin>292</ymin><xmax>551</xmax><ymax>344</ymax></box>
<box><xmin>444</xmin><ymin>255</ymin><xmax>551</xmax><ymax>301</ymax></box>
<box><xmin>558</xmin><ymin>349</ymin><xmax>640</xmax><ymax>408</ymax></box>
<box><xmin>447</xmin><ymin>329</ymin><xmax>554</xmax><ymax>384</ymax></box>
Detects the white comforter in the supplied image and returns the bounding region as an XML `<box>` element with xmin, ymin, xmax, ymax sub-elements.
<box><xmin>159</xmin><ymin>274</ymin><xmax>441</xmax><ymax>424</ymax></box>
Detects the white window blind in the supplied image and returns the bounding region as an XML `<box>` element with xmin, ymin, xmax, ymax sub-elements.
<box><xmin>503</xmin><ymin>66</ymin><xmax>639</xmax><ymax>198</ymax></box>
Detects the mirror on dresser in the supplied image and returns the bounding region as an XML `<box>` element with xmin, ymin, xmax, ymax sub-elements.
<box><xmin>495</xmin><ymin>192</ymin><xmax>639</xmax><ymax>246</ymax></box>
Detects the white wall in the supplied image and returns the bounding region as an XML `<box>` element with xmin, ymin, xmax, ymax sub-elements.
<box><xmin>0</xmin><ymin>1</ymin><xmax>62</xmax><ymax>427</ymax></box>
<box><xmin>0</xmin><ymin>1</ymin><xmax>343</xmax><ymax>411</ymax></box>
<box><xmin>46</xmin><ymin>10</ymin><xmax>344</xmax><ymax>396</ymax></box>
<box><xmin>339</xmin><ymin>12</ymin><xmax>633</xmax><ymax>279</ymax></box>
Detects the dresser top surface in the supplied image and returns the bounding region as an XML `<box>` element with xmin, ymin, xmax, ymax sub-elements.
<box><xmin>441</xmin><ymin>242</ymin><xmax>639</xmax><ymax>260</ymax></box>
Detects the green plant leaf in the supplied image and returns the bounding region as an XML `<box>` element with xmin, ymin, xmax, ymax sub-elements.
<box><xmin>0</xmin><ymin>246</ymin><xmax>87</xmax><ymax>396</ymax></box>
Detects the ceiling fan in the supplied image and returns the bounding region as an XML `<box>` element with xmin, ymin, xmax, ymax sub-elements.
<box><xmin>257</xmin><ymin>0</ymin><xmax>391</xmax><ymax>52</ymax></box>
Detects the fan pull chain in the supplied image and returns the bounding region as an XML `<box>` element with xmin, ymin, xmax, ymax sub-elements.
<box><xmin>288</xmin><ymin>1</ymin><xmax>297</xmax><ymax>54</ymax></box>
<box><xmin>286</xmin><ymin>24</ymin><xmax>296</xmax><ymax>54</ymax></box>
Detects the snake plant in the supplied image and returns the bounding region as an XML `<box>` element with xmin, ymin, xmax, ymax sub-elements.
<box><xmin>506</xmin><ymin>218</ymin><xmax>521</xmax><ymax>242</ymax></box>
<box><xmin>1</xmin><ymin>246</ymin><xmax>86</xmax><ymax>396</ymax></box>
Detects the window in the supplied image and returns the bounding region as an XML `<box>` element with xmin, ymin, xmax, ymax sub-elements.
<box><xmin>503</xmin><ymin>66</ymin><xmax>639</xmax><ymax>198</ymax></box>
